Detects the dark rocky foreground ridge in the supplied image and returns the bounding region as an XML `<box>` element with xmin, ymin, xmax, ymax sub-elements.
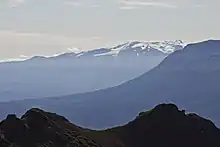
<box><xmin>0</xmin><ymin>104</ymin><xmax>220</xmax><ymax>147</ymax></box>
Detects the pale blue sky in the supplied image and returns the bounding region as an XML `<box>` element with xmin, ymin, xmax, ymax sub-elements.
<box><xmin>0</xmin><ymin>0</ymin><xmax>219</xmax><ymax>60</ymax></box>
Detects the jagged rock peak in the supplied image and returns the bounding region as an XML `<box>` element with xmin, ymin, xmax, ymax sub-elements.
<box><xmin>21</xmin><ymin>108</ymin><xmax>69</xmax><ymax>123</ymax></box>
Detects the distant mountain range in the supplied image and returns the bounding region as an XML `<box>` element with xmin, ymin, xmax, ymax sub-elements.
<box><xmin>0</xmin><ymin>40</ymin><xmax>184</xmax><ymax>101</ymax></box>
<box><xmin>1</xmin><ymin>103</ymin><xmax>220</xmax><ymax>147</ymax></box>
<box><xmin>0</xmin><ymin>40</ymin><xmax>219</xmax><ymax>130</ymax></box>
<box><xmin>25</xmin><ymin>40</ymin><xmax>184</xmax><ymax>61</ymax></box>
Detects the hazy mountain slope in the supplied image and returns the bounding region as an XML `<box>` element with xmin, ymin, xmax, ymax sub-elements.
<box><xmin>0</xmin><ymin>40</ymin><xmax>219</xmax><ymax>129</ymax></box>
<box><xmin>0</xmin><ymin>40</ymin><xmax>183</xmax><ymax>101</ymax></box>
<box><xmin>1</xmin><ymin>104</ymin><xmax>220</xmax><ymax>147</ymax></box>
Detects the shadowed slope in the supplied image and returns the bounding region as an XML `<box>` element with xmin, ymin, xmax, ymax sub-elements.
<box><xmin>1</xmin><ymin>104</ymin><xmax>220</xmax><ymax>147</ymax></box>
<box><xmin>0</xmin><ymin>108</ymin><xmax>102</xmax><ymax>147</ymax></box>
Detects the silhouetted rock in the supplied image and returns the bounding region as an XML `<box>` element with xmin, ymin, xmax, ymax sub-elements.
<box><xmin>0</xmin><ymin>108</ymin><xmax>102</xmax><ymax>147</ymax></box>
<box><xmin>0</xmin><ymin>104</ymin><xmax>220</xmax><ymax>147</ymax></box>
<box><xmin>93</xmin><ymin>103</ymin><xmax>220</xmax><ymax>147</ymax></box>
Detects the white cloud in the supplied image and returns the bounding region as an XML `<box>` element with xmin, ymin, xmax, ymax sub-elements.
<box><xmin>64</xmin><ymin>1</ymin><xmax>102</xmax><ymax>8</ymax></box>
<box><xmin>90</xmin><ymin>4</ymin><xmax>101</xmax><ymax>8</ymax></box>
<box><xmin>8</xmin><ymin>0</ymin><xmax>25</xmax><ymax>8</ymax></box>
<box><xmin>119</xmin><ymin>6</ymin><xmax>136</xmax><ymax>10</ymax></box>
<box><xmin>119</xmin><ymin>0</ymin><xmax>177</xmax><ymax>9</ymax></box>
<box><xmin>64</xmin><ymin>1</ymin><xmax>82</xmax><ymax>7</ymax></box>
<box><xmin>19</xmin><ymin>54</ymin><xmax>28</xmax><ymax>58</ymax></box>
<box><xmin>0</xmin><ymin>30</ymin><xmax>100</xmax><ymax>46</ymax></box>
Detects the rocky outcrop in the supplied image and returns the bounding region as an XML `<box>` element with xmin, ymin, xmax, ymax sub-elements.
<box><xmin>0</xmin><ymin>104</ymin><xmax>220</xmax><ymax>147</ymax></box>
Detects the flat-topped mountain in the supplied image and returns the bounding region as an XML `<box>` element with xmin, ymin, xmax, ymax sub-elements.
<box><xmin>0</xmin><ymin>104</ymin><xmax>220</xmax><ymax>147</ymax></box>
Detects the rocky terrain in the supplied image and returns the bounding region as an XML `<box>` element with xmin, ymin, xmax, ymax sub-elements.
<box><xmin>1</xmin><ymin>104</ymin><xmax>220</xmax><ymax>147</ymax></box>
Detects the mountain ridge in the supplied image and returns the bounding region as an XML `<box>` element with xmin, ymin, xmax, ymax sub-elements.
<box><xmin>29</xmin><ymin>40</ymin><xmax>184</xmax><ymax>60</ymax></box>
<box><xmin>0</xmin><ymin>40</ymin><xmax>219</xmax><ymax>129</ymax></box>
<box><xmin>1</xmin><ymin>103</ymin><xmax>220</xmax><ymax>147</ymax></box>
<box><xmin>0</xmin><ymin>40</ymin><xmax>184</xmax><ymax>101</ymax></box>
<box><xmin>0</xmin><ymin>40</ymin><xmax>184</xmax><ymax>63</ymax></box>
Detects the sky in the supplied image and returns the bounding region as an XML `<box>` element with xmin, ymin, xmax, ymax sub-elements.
<box><xmin>0</xmin><ymin>0</ymin><xmax>220</xmax><ymax>60</ymax></box>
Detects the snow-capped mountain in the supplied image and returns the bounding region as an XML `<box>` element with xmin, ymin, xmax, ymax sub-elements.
<box><xmin>0</xmin><ymin>40</ymin><xmax>184</xmax><ymax>102</ymax></box>
<box><xmin>112</xmin><ymin>40</ymin><xmax>184</xmax><ymax>54</ymax></box>
<box><xmin>1</xmin><ymin>40</ymin><xmax>220</xmax><ymax>129</ymax></box>
<box><xmin>27</xmin><ymin>40</ymin><xmax>184</xmax><ymax>61</ymax></box>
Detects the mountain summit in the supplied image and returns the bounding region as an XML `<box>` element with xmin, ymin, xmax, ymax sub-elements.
<box><xmin>26</xmin><ymin>40</ymin><xmax>184</xmax><ymax>60</ymax></box>
<box><xmin>0</xmin><ymin>104</ymin><xmax>220</xmax><ymax>147</ymax></box>
<box><xmin>0</xmin><ymin>40</ymin><xmax>219</xmax><ymax>129</ymax></box>
<box><xmin>0</xmin><ymin>40</ymin><xmax>184</xmax><ymax>101</ymax></box>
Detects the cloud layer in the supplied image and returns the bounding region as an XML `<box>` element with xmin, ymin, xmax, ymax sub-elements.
<box><xmin>0</xmin><ymin>30</ymin><xmax>101</xmax><ymax>59</ymax></box>
<box><xmin>119</xmin><ymin>0</ymin><xmax>177</xmax><ymax>9</ymax></box>
<box><xmin>64</xmin><ymin>1</ymin><xmax>81</xmax><ymax>7</ymax></box>
<box><xmin>8</xmin><ymin>0</ymin><xmax>25</xmax><ymax>7</ymax></box>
